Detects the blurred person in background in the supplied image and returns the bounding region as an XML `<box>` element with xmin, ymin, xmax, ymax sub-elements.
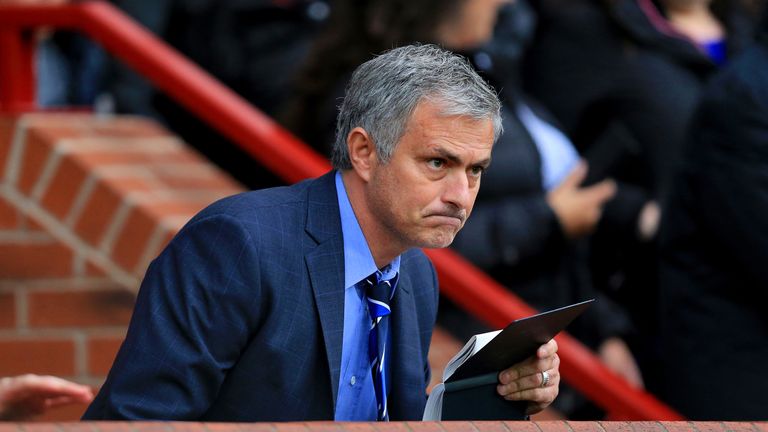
<box><xmin>283</xmin><ymin>0</ymin><xmax>644</xmax><ymax>418</ymax></box>
<box><xmin>104</xmin><ymin>0</ymin><xmax>331</xmax><ymax>189</ymax></box>
<box><xmin>522</xmin><ymin>0</ymin><xmax>760</xmax><ymax>394</ymax></box>
<box><xmin>657</xmin><ymin>7</ymin><xmax>768</xmax><ymax>419</ymax></box>
<box><xmin>0</xmin><ymin>0</ymin><xmax>107</xmax><ymax>108</ymax></box>
<box><xmin>0</xmin><ymin>375</ymin><xmax>93</xmax><ymax>421</ymax></box>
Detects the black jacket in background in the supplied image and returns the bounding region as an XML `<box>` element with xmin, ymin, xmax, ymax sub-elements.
<box><xmin>658</xmin><ymin>40</ymin><xmax>768</xmax><ymax>420</ymax></box>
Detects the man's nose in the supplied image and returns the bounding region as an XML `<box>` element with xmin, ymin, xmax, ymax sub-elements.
<box><xmin>442</xmin><ymin>171</ymin><xmax>472</xmax><ymax>210</ymax></box>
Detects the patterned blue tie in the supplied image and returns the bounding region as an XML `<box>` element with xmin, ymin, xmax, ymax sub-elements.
<box><xmin>365</xmin><ymin>272</ymin><xmax>397</xmax><ymax>421</ymax></box>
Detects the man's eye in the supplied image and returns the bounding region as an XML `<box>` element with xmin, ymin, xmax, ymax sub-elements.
<box><xmin>428</xmin><ymin>159</ymin><xmax>445</xmax><ymax>169</ymax></box>
<box><xmin>470</xmin><ymin>166</ymin><xmax>485</xmax><ymax>176</ymax></box>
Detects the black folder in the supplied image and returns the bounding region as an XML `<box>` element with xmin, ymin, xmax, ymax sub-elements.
<box><xmin>424</xmin><ymin>299</ymin><xmax>594</xmax><ymax>420</ymax></box>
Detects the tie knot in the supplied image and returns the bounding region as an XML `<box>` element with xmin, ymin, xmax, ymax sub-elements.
<box><xmin>365</xmin><ymin>273</ymin><xmax>396</xmax><ymax>319</ymax></box>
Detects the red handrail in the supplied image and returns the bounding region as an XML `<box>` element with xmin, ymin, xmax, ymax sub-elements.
<box><xmin>0</xmin><ymin>1</ymin><xmax>683</xmax><ymax>420</ymax></box>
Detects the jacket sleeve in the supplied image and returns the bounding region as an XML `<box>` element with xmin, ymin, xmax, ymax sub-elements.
<box><xmin>82</xmin><ymin>214</ymin><xmax>264</xmax><ymax>420</ymax></box>
<box><xmin>685</xmin><ymin>59</ymin><xmax>768</xmax><ymax>287</ymax></box>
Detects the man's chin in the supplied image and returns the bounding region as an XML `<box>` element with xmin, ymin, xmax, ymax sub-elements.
<box><xmin>417</xmin><ymin>231</ymin><xmax>458</xmax><ymax>249</ymax></box>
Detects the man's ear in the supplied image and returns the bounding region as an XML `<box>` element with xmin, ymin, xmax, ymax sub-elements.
<box><xmin>347</xmin><ymin>127</ymin><xmax>377</xmax><ymax>182</ymax></box>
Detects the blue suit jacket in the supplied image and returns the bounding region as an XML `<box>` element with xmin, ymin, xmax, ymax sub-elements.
<box><xmin>83</xmin><ymin>171</ymin><xmax>439</xmax><ymax>421</ymax></box>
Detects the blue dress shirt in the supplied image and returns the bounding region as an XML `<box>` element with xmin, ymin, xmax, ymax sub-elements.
<box><xmin>334</xmin><ymin>171</ymin><xmax>400</xmax><ymax>421</ymax></box>
<box><xmin>516</xmin><ymin>102</ymin><xmax>580</xmax><ymax>191</ymax></box>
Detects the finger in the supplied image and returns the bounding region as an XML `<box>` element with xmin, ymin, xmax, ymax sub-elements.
<box><xmin>560</xmin><ymin>161</ymin><xmax>588</xmax><ymax>190</ymax></box>
<box><xmin>537</xmin><ymin>339</ymin><xmax>558</xmax><ymax>359</ymax></box>
<box><xmin>503</xmin><ymin>378</ymin><xmax>560</xmax><ymax>403</ymax></box>
<box><xmin>4</xmin><ymin>375</ymin><xmax>93</xmax><ymax>401</ymax></box>
<box><xmin>583</xmin><ymin>179</ymin><xmax>617</xmax><ymax>204</ymax></box>
<box><xmin>499</xmin><ymin>354</ymin><xmax>557</xmax><ymax>384</ymax></box>
<box><xmin>497</xmin><ymin>370</ymin><xmax>547</xmax><ymax>395</ymax></box>
<box><xmin>504</xmin><ymin>369</ymin><xmax>561</xmax><ymax>402</ymax></box>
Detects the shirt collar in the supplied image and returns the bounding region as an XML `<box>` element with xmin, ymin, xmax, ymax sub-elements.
<box><xmin>335</xmin><ymin>171</ymin><xmax>401</xmax><ymax>289</ymax></box>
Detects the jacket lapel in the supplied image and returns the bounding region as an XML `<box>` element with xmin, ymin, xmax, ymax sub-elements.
<box><xmin>304</xmin><ymin>172</ymin><xmax>346</xmax><ymax>411</ymax></box>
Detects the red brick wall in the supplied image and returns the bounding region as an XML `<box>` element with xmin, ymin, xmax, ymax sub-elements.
<box><xmin>0</xmin><ymin>113</ymin><xmax>243</xmax><ymax>420</ymax></box>
<box><xmin>0</xmin><ymin>422</ymin><xmax>764</xmax><ymax>431</ymax></box>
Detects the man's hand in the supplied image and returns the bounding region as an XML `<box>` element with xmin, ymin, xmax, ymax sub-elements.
<box><xmin>0</xmin><ymin>374</ymin><xmax>94</xmax><ymax>420</ymax></box>
<box><xmin>496</xmin><ymin>339</ymin><xmax>560</xmax><ymax>415</ymax></box>
<box><xmin>547</xmin><ymin>162</ymin><xmax>616</xmax><ymax>239</ymax></box>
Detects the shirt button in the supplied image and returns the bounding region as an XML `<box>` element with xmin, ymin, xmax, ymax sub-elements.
<box><xmin>350</xmin><ymin>375</ymin><xmax>357</xmax><ymax>386</ymax></box>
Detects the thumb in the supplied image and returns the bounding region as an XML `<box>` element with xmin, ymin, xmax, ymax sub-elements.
<box><xmin>560</xmin><ymin>161</ymin><xmax>588</xmax><ymax>190</ymax></box>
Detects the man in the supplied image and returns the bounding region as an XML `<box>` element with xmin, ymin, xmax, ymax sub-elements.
<box><xmin>0</xmin><ymin>375</ymin><xmax>93</xmax><ymax>420</ymax></box>
<box><xmin>83</xmin><ymin>44</ymin><xmax>560</xmax><ymax>421</ymax></box>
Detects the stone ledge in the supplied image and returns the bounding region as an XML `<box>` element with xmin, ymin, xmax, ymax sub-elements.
<box><xmin>0</xmin><ymin>423</ymin><xmax>764</xmax><ymax>432</ymax></box>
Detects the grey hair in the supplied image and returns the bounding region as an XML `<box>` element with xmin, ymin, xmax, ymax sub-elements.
<box><xmin>331</xmin><ymin>44</ymin><xmax>503</xmax><ymax>170</ymax></box>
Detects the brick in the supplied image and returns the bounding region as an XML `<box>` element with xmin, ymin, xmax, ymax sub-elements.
<box><xmin>203</xmin><ymin>425</ymin><xmax>244</xmax><ymax>432</ymax></box>
<box><xmin>75</xmin><ymin>149</ymin><xmax>200</xmax><ymax>169</ymax></box>
<box><xmin>374</xmin><ymin>422</ymin><xmax>409</xmax><ymax>432</ymax></box>
<box><xmin>440</xmin><ymin>422</ymin><xmax>480</xmax><ymax>432</ymax></box>
<box><xmin>331</xmin><ymin>423</ymin><xmax>376</xmax><ymax>432</ymax></box>
<box><xmin>616</xmin><ymin>422</ymin><xmax>663</xmax><ymax>432</ymax></box>
<box><xmin>151</xmin><ymin>165</ymin><xmax>241</xmax><ymax>191</ymax></box>
<box><xmin>0</xmin><ymin>243</ymin><xmax>73</xmax><ymax>278</ymax></box>
<box><xmin>112</xmin><ymin>200</ymin><xmax>206</xmax><ymax>273</ymax></box>
<box><xmin>17</xmin><ymin>129</ymin><xmax>55</xmax><ymax>195</ymax></box>
<box><xmin>87</xmin><ymin>334</ymin><xmax>126</xmax><ymax>376</ymax></box>
<box><xmin>91</xmin><ymin>118</ymin><xmax>171</xmax><ymax>138</ymax></box>
<box><xmin>272</xmin><ymin>424</ymin><xmax>308</xmax><ymax>432</ymax></box>
<box><xmin>465</xmin><ymin>423</ymin><xmax>508</xmax><ymax>432</ymax></box>
<box><xmin>720</xmin><ymin>422</ymin><xmax>759</xmax><ymax>432</ymax></box>
<box><xmin>662</xmin><ymin>423</ymin><xmax>700</xmax><ymax>432</ymax></box>
<box><xmin>96</xmin><ymin>172</ymin><xmax>156</xmax><ymax>196</ymax></box>
<box><xmin>158</xmin><ymin>423</ymin><xmax>206</xmax><ymax>432</ymax></box>
<box><xmin>0</xmin><ymin>338</ymin><xmax>75</xmax><ymax>375</ymax></box>
<box><xmin>689</xmin><ymin>423</ymin><xmax>728</xmax><ymax>432</ymax></box>
<box><xmin>295</xmin><ymin>424</ymin><xmax>344</xmax><ymax>432</ymax></box>
<box><xmin>13</xmin><ymin>424</ymin><xmax>62</xmax><ymax>432</ymax></box>
<box><xmin>404</xmin><ymin>422</ymin><xmax>442</xmax><ymax>432</ymax></box>
<box><xmin>568</xmin><ymin>422</ymin><xmax>604</xmax><ymax>432</ymax></box>
<box><xmin>110</xmin><ymin>206</ymin><xmax>157</xmax><ymax>273</ymax></box>
<box><xmin>0</xmin><ymin>117</ymin><xmax>17</xmax><ymax>175</ymax></box>
<box><xmin>0</xmin><ymin>195</ymin><xmax>21</xmax><ymax>229</ymax></box>
<box><xmin>207</xmin><ymin>424</ymin><xmax>274</xmax><ymax>432</ymax></box>
<box><xmin>87</xmin><ymin>423</ymin><xmax>136</xmax><ymax>432</ymax></box>
<box><xmin>40</xmin><ymin>155</ymin><xmax>88</xmax><ymax>219</ymax></box>
<box><xmin>85</xmin><ymin>260</ymin><xmax>107</xmax><ymax>277</ymax></box>
<box><xmin>73</xmin><ymin>181</ymin><xmax>122</xmax><ymax>247</ymax></box>
<box><xmin>73</xmin><ymin>173</ymin><xmax>163</xmax><ymax>248</ymax></box>
<box><xmin>129</xmin><ymin>422</ymin><xmax>172</xmax><ymax>432</ymax></box>
<box><xmin>26</xmin><ymin>216</ymin><xmax>49</xmax><ymax>233</ymax></box>
<box><xmin>528</xmin><ymin>421</ymin><xmax>569</xmax><ymax>432</ymax></box>
<box><xmin>0</xmin><ymin>292</ymin><xmax>15</xmax><ymax>328</ymax></box>
<box><xmin>28</xmin><ymin>289</ymin><xmax>134</xmax><ymax>328</ymax></box>
<box><xmin>30</xmin><ymin>124</ymin><xmax>87</xmax><ymax>143</ymax></box>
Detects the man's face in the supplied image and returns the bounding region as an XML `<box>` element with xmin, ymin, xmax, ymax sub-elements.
<box><xmin>365</xmin><ymin>100</ymin><xmax>494</xmax><ymax>251</ymax></box>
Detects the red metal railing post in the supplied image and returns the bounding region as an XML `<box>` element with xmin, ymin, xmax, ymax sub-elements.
<box><xmin>0</xmin><ymin>27</ymin><xmax>36</xmax><ymax>112</ymax></box>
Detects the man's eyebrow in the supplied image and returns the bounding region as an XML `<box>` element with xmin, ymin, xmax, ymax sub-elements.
<box><xmin>431</xmin><ymin>147</ymin><xmax>491</xmax><ymax>168</ymax></box>
<box><xmin>431</xmin><ymin>147</ymin><xmax>462</xmax><ymax>164</ymax></box>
